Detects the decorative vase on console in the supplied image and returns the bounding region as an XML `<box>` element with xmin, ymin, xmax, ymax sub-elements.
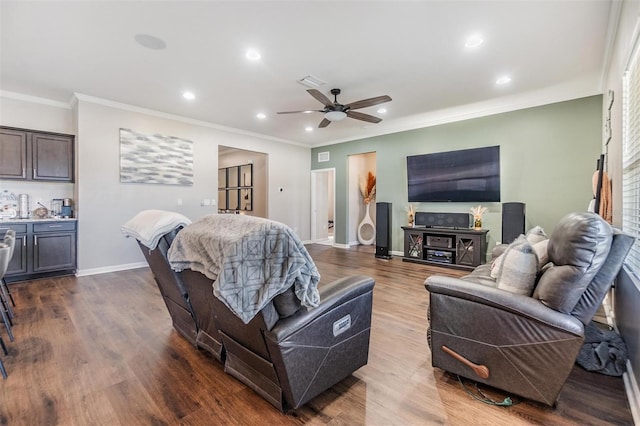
<box><xmin>357</xmin><ymin>172</ymin><xmax>376</xmax><ymax>245</ymax></box>
<box><xmin>470</xmin><ymin>205</ymin><xmax>488</xmax><ymax>230</ymax></box>
<box><xmin>406</xmin><ymin>204</ymin><xmax>416</xmax><ymax>227</ymax></box>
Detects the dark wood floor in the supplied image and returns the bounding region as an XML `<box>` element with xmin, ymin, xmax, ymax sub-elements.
<box><xmin>0</xmin><ymin>244</ymin><xmax>633</xmax><ymax>425</ymax></box>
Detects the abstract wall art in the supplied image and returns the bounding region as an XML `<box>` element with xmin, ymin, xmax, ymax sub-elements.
<box><xmin>119</xmin><ymin>128</ymin><xmax>194</xmax><ymax>185</ymax></box>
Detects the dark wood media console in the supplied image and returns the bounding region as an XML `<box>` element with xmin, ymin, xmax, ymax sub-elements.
<box><xmin>401</xmin><ymin>226</ymin><xmax>488</xmax><ymax>270</ymax></box>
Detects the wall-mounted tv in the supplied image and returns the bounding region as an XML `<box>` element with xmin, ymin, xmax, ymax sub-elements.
<box><xmin>407</xmin><ymin>146</ymin><xmax>500</xmax><ymax>202</ymax></box>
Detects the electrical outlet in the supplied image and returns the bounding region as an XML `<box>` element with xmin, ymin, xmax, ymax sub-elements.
<box><xmin>202</xmin><ymin>199</ymin><xmax>211</xmax><ymax>206</ymax></box>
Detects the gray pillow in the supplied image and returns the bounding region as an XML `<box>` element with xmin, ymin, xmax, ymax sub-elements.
<box><xmin>495</xmin><ymin>235</ymin><xmax>539</xmax><ymax>296</ymax></box>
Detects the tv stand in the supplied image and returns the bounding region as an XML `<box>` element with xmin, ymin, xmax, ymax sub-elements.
<box><xmin>401</xmin><ymin>226</ymin><xmax>488</xmax><ymax>270</ymax></box>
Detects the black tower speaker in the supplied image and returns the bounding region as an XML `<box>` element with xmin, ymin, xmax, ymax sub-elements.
<box><xmin>502</xmin><ymin>202</ymin><xmax>526</xmax><ymax>244</ymax></box>
<box><xmin>375</xmin><ymin>202</ymin><xmax>392</xmax><ymax>259</ymax></box>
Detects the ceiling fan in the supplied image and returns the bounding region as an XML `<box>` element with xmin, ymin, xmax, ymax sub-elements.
<box><xmin>277</xmin><ymin>88</ymin><xmax>392</xmax><ymax>128</ymax></box>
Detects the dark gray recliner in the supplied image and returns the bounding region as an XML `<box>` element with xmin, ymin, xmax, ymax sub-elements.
<box><xmin>138</xmin><ymin>228</ymin><xmax>223</xmax><ymax>360</ymax></box>
<box><xmin>425</xmin><ymin>212</ymin><xmax>634</xmax><ymax>406</ymax></box>
<box><xmin>179</xmin><ymin>268</ymin><xmax>374</xmax><ymax>411</ymax></box>
<box><xmin>137</xmin><ymin>225</ymin><xmax>375</xmax><ymax>411</ymax></box>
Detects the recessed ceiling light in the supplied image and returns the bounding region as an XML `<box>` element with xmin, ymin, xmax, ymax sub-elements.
<box><xmin>465</xmin><ymin>34</ymin><xmax>484</xmax><ymax>49</ymax></box>
<box><xmin>182</xmin><ymin>91</ymin><xmax>195</xmax><ymax>100</ymax></box>
<box><xmin>246</xmin><ymin>49</ymin><xmax>261</xmax><ymax>61</ymax></box>
<box><xmin>256</xmin><ymin>112</ymin><xmax>266</xmax><ymax>119</ymax></box>
<box><xmin>496</xmin><ymin>75</ymin><xmax>512</xmax><ymax>85</ymax></box>
<box><xmin>134</xmin><ymin>34</ymin><xmax>167</xmax><ymax>50</ymax></box>
<box><xmin>377</xmin><ymin>108</ymin><xmax>387</xmax><ymax>114</ymax></box>
<box><xmin>305</xmin><ymin>126</ymin><xmax>314</xmax><ymax>132</ymax></box>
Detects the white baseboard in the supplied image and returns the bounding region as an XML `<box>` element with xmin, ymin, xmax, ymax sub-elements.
<box><xmin>623</xmin><ymin>361</ymin><xmax>640</xmax><ymax>426</ymax></box>
<box><xmin>333</xmin><ymin>242</ymin><xmax>351</xmax><ymax>249</ymax></box>
<box><xmin>390</xmin><ymin>250</ymin><xmax>404</xmax><ymax>257</ymax></box>
<box><xmin>76</xmin><ymin>261</ymin><xmax>147</xmax><ymax>277</ymax></box>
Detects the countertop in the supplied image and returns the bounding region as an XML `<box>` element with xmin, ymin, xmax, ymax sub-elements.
<box><xmin>0</xmin><ymin>217</ymin><xmax>77</xmax><ymax>223</ymax></box>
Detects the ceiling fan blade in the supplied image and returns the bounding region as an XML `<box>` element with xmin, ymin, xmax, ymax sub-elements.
<box><xmin>276</xmin><ymin>109</ymin><xmax>323</xmax><ymax>114</ymax></box>
<box><xmin>319</xmin><ymin>118</ymin><xmax>331</xmax><ymax>128</ymax></box>
<box><xmin>345</xmin><ymin>95</ymin><xmax>392</xmax><ymax>110</ymax></box>
<box><xmin>307</xmin><ymin>89</ymin><xmax>334</xmax><ymax>107</ymax></box>
<box><xmin>346</xmin><ymin>110</ymin><xmax>382</xmax><ymax>123</ymax></box>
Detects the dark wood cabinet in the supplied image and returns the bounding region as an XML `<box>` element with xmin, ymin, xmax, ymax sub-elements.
<box><xmin>33</xmin><ymin>232</ymin><xmax>76</xmax><ymax>272</ymax></box>
<box><xmin>5</xmin><ymin>227</ymin><xmax>28</xmax><ymax>275</ymax></box>
<box><xmin>0</xmin><ymin>128</ymin><xmax>28</xmax><ymax>179</ymax></box>
<box><xmin>402</xmin><ymin>226</ymin><xmax>488</xmax><ymax>271</ymax></box>
<box><xmin>32</xmin><ymin>132</ymin><xmax>74</xmax><ymax>181</ymax></box>
<box><xmin>0</xmin><ymin>220</ymin><xmax>77</xmax><ymax>282</ymax></box>
<box><xmin>0</xmin><ymin>126</ymin><xmax>74</xmax><ymax>182</ymax></box>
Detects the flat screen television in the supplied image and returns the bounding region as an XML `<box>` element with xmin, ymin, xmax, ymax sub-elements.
<box><xmin>407</xmin><ymin>146</ymin><xmax>500</xmax><ymax>202</ymax></box>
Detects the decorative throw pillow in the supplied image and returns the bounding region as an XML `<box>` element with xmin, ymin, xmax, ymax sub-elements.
<box><xmin>490</xmin><ymin>234</ymin><xmax>523</xmax><ymax>279</ymax></box>
<box><xmin>494</xmin><ymin>235</ymin><xmax>539</xmax><ymax>296</ymax></box>
<box><xmin>532</xmin><ymin>239</ymin><xmax>549</xmax><ymax>267</ymax></box>
<box><xmin>526</xmin><ymin>226</ymin><xmax>548</xmax><ymax>244</ymax></box>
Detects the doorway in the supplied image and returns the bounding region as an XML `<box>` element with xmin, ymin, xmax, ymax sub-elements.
<box><xmin>219</xmin><ymin>146</ymin><xmax>268</xmax><ymax>217</ymax></box>
<box><xmin>311</xmin><ymin>168</ymin><xmax>335</xmax><ymax>245</ymax></box>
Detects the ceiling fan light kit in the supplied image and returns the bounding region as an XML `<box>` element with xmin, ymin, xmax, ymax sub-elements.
<box><xmin>277</xmin><ymin>88</ymin><xmax>391</xmax><ymax>128</ymax></box>
<box><xmin>325</xmin><ymin>111</ymin><xmax>347</xmax><ymax>121</ymax></box>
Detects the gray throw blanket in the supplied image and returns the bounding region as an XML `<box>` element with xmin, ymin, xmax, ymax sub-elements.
<box><xmin>168</xmin><ymin>214</ymin><xmax>320</xmax><ymax>324</ymax></box>
<box><xmin>576</xmin><ymin>321</ymin><xmax>628</xmax><ymax>376</ymax></box>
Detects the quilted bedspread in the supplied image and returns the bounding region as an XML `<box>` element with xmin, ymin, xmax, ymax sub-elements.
<box><xmin>167</xmin><ymin>214</ymin><xmax>320</xmax><ymax>323</ymax></box>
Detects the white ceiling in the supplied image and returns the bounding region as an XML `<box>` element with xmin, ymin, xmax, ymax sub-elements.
<box><xmin>0</xmin><ymin>1</ymin><xmax>616</xmax><ymax>147</ymax></box>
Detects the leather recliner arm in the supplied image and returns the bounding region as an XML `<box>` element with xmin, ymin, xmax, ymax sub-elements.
<box><xmin>425</xmin><ymin>275</ymin><xmax>583</xmax><ymax>336</ymax></box>
<box><xmin>268</xmin><ymin>275</ymin><xmax>375</xmax><ymax>342</ymax></box>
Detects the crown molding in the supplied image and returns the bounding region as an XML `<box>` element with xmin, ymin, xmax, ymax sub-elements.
<box><xmin>600</xmin><ymin>0</ymin><xmax>623</xmax><ymax>89</ymax></box>
<box><xmin>312</xmin><ymin>86</ymin><xmax>602</xmax><ymax>147</ymax></box>
<box><xmin>72</xmin><ymin>93</ymin><xmax>308</xmax><ymax>148</ymax></box>
<box><xmin>0</xmin><ymin>90</ymin><xmax>71</xmax><ymax>109</ymax></box>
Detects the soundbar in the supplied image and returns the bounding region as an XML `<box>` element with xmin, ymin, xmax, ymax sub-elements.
<box><xmin>415</xmin><ymin>212</ymin><xmax>473</xmax><ymax>229</ymax></box>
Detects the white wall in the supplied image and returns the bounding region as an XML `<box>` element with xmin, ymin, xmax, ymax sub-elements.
<box><xmin>0</xmin><ymin>96</ymin><xmax>75</xmax><ymax>212</ymax></box>
<box><xmin>1</xmin><ymin>94</ymin><xmax>311</xmax><ymax>274</ymax></box>
<box><xmin>603</xmin><ymin>1</ymin><xmax>640</xmax><ymax>226</ymax></box>
<box><xmin>74</xmin><ymin>99</ymin><xmax>311</xmax><ymax>273</ymax></box>
<box><xmin>0</xmin><ymin>96</ymin><xmax>73</xmax><ymax>134</ymax></box>
<box><xmin>603</xmin><ymin>1</ymin><xmax>640</xmax><ymax>418</ymax></box>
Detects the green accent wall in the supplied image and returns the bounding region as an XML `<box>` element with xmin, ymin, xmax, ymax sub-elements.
<box><xmin>312</xmin><ymin>95</ymin><xmax>603</xmax><ymax>254</ymax></box>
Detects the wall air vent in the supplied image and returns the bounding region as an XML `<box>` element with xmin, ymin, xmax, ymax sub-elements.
<box><xmin>318</xmin><ymin>152</ymin><xmax>330</xmax><ymax>162</ymax></box>
<box><xmin>297</xmin><ymin>75</ymin><xmax>327</xmax><ymax>88</ymax></box>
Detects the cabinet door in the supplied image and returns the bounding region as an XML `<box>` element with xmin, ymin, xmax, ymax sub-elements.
<box><xmin>456</xmin><ymin>236</ymin><xmax>478</xmax><ymax>267</ymax></box>
<box><xmin>404</xmin><ymin>231</ymin><xmax>424</xmax><ymax>259</ymax></box>
<box><xmin>33</xmin><ymin>232</ymin><xmax>76</xmax><ymax>272</ymax></box>
<box><xmin>32</xmin><ymin>133</ymin><xmax>74</xmax><ymax>181</ymax></box>
<box><xmin>6</xmin><ymin>234</ymin><xmax>28</xmax><ymax>275</ymax></box>
<box><xmin>0</xmin><ymin>128</ymin><xmax>28</xmax><ymax>179</ymax></box>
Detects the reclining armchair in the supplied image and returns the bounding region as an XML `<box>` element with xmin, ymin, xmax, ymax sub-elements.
<box><xmin>425</xmin><ymin>212</ymin><xmax>634</xmax><ymax>406</ymax></box>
